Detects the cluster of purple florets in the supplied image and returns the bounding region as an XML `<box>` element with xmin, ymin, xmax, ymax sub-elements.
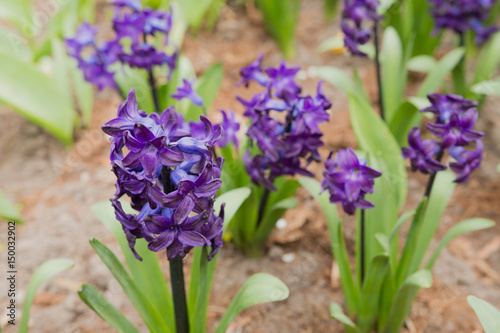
<box><xmin>322</xmin><ymin>148</ymin><xmax>382</xmax><ymax>215</ymax></box>
<box><xmin>402</xmin><ymin>93</ymin><xmax>484</xmax><ymax>183</ymax></box>
<box><xmin>429</xmin><ymin>0</ymin><xmax>498</xmax><ymax>44</ymax></box>
<box><xmin>237</xmin><ymin>54</ymin><xmax>331</xmax><ymax>191</ymax></box>
<box><xmin>66</xmin><ymin>0</ymin><xmax>177</xmax><ymax>90</ymax></box>
<box><xmin>341</xmin><ymin>0</ymin><xmax>382</xmax><ymax>56</ymax></box>
<box><xmin>102</xmin><ymin>89</ymin><xmax>225</xmax><ymax>261</ymax></box>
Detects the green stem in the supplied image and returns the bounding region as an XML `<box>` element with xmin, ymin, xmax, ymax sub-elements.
<box><xmin>169</xmin><ymin>255</ymin><xmax>189</xmax><ymax>333</ymax></box>
<box><xmin>373</xmin><ymin>22</ymin><xmax>385</xmax><ymax>122</ymax></box>
<box><xmin>148</xmin><ymin>68</ymin><xmax>161</xmax><ymax>114</ymax></box>
<box><xmin>423</xmin><ymin>150</ymin><xmax>444</xmax><ymax>198</ymax></box>
<box><xmin>452</xmin><ymin>33</ymin><xmax>467</xmax><ymax>96</ymax></box>
<box><xmin>360</xmin><ymin>209</ymin><xmax>366</xmax><ymax>284</ymax></box>
<box><xmin>256</xmin><ymin>188</ymin><xmax>271</xmax><ymax>228</ymax></box>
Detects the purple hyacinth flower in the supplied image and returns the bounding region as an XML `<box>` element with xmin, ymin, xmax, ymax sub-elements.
<box><xmin>341</xmin><ymin>0</ymin><xmax>382</xmax><ymax>57</ymax></box>
<box><xmin>215</xmin><ymin>110</ymin><xmax>240</xmax><ymax>148</ymax></box>
<box><xmin>65</xmin><ymin>22</ymin><xmax>97</xmax><ymax>55</ymax></box>
<box><xmin>422</xmin><ymin>93</ymin><xmax>478</xmax><ymax>124</ymax></box>
<box><xmin>104</xmin><ymin>89</ymin><xmax>224</xmax><ymax>261</ymax></box>
<box><xmin>402</xmin><ymin>127</ymin><xmax>447</xmax><ymax>174</ymax></box>
<box><xmin>122</xmin><ymin>124</ymin><xmax>184</xmax><ymax>178</ymax></box>
<box><xmin>322</xmin><ymin>148</ymin><xmax>382</xmax><ymax>215</ymax></box>
<box><xmin>429</xmin><ymin>0</ymin><xmax>498</xmax><ymax>44</ymax></box>
<box><xmin>427</xmin><ymin>109</ymin><xmax>484</xmax><ymax>149</ymax></box>
<box><xmin>238</xmin><ymin>53</ymin><xmax>270</xmax><ymax>87</ymax></box>
<box><xmin>144</xmin><ymin>208</ymin><xmax>208</xmax><ymax>259</ymax></box>
<box><xmin>172</xmin><ymin>78</ymin><xmax>204</xmax><ymax>107</ymax></box>
<box><xmin>449</xmin><ymin>141</ymin><xmax>484</xmax><ymax>183</ymax></box>
<box><xmin>238</xmin><ymin>55</ymin><xmax>331</xmax><ymax>190</ymax></box>
<box><xmin>112</xmin><ymin>0</ymin><xmax>142</xmax><ymax>11</ymax></box>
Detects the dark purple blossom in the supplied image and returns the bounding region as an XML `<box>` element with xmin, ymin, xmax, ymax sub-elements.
<box><xmin>215</xmin><ymin>110</ymin><xmax>240</xmax><ymax>148</ymax></box>
<box><xmin>402</xmin><ymin>128</ymin><xmax>447</xmax><ymax>174</ymax></box>
<box><xmin>66</xmin><ymin>2</ymin><xmax>177</xmax><ymax>91</ymax></box>
<box><xmin>103</xmin><ymin>88</ymin><xmax>224</xmax><ymax>261</ymax></box>
<box><xmin>449</xmin><ymin>141</ymin><xmax>484</xmax><ymax>183</ymax></box>
<box><xmin>341</xmin><ymin>0</ymin><xmax>382</xmax><ymax>56</ymax></box>
<box><xmin>429</xmin><ymin>0</ymin><xmax>498</xmax><ymax>44</ymax></box>
<box><xmin>172</xmin><ymin>79</ymin><xmax>204</xmax><ymax>107</ymax></box>
<box><xmin>402</xmin><ymin>93</ymin><xmax>484</xmax><ymax>183</ymax></box>
<box><xmin>238</xmin><ymin>55</ymin><xmax>331</xmax><ymax>191</ymax></box>
<box><xmin>321</xmin><ymin>148</ymin><xmax>382</xmax><ymax>215</ymax></box>
<box><xmin>238</xmin><ymin>52</ymin><xmax>269</xmax><ymax>87</ymax></box>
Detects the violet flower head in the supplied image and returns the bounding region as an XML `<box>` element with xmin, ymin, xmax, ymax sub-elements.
<box><xmin>402</xmin><ymin>128</ymin><xmax>447</xmax><ymax>174</ymax></box>
<box><xmin>341</xmin><ymin>0</ymin><xmax>382</xmax><ymax>56</ymax></box>
<box><xmin>322</xmin><ymin>148</ymin><xmax>382</xmax><ymax>215</ymax></box>
<box><xmin>65</xmin><ymin>23</ymin><xmax>121</xmax><ymax>90</ymax></box>
<box><xmin>238</xmin><ymin>52</ymin><xmax>269</xmax><ymax>87</ymax></box>
<box><xmin>429</xmin><ymin>0</ymin><xmax>498</xmax><ymax>44</ymax></box>
<box><xmin>449</xmin><ymin>141</ymin><xmax>484</xmax><ymax>183</ymax></box>
<box><xmin>402</xmin><ymin>93</ymin><xmax>485</xmax><ymax>183</ymax></box>
<box><xmin>103</xmin><ymin>88</ymin><xmax>224</xmax><ymax>261</ymax></box>
<box><xmin>238</xmin><ymin>55</ymin><xmax>332</xmax><ymax>191</ymax></box>
<box><xmin>215</xmin><ymin>110</ymin><xmax>240</xmax><ymax>148</ymax></box>
<box><xmin>66</xmin><ymin>2</ymin><xmax>178</xmax><ymax>92</ymax></box>
<box><xmin>172</xmin><ymin>78</ymin><xmax>204</xmax><ymax>107</ymax></box>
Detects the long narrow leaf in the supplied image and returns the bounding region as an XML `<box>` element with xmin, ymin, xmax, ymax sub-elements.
<box><xmin>185</xmin><ymin>63</ymin><xmax>224</xmax><ymax>121</ymax></box>
<box><xmin>19</xmin><ymin>259</ymin><xmax>74</xmax><ymax>333</ymax></box>
<box><xmin>426</xmin><ymin>218</ymin><xmax>495</xmax><ymax>269</ymax></box>
<box><xmin>0</xmin><ymin>188</ymin><xmax>23</xmax><ymax>223</ymax></box>
<box><xmin>90</xmin><ymin>238</ymin><xmax>171</xmax><ymax>333</ymax></box>
<box><xmin>215</xmin><ymin>273</ymin><xmax>289</xmax><ymax>333</ymax></box>
<box><xmin>0</xmin><ymin>53</ymin><xmax>74</xmax><ymax>145</ymax></box>
<box><xmin>383</xmin><ymin>270</ymin><xmax>432</xmax><ymax>333</ymax></box>
<box><xmin>78</xmin><ymin>284</ymin><xmax>139</xmax><ymax>333</ymax></box>
<box><xmin>381</xmin><ymin>27</ymin><xmax>404</xmax><ymax>124</ymax></box>
<box><xmin>330</xmin><ymin>302</ymin><xmax>359</xmax><ymax>332</ymax></box>
<box><xmin>91</xmin><ymin>201</ymin><xmax>174</xmax><ymax>329</ymax></box>
<box><xmin>299</xmin><ymin>178</ymin><xmax>360</xmax><ymax>314</ymax></box>
<box><xmin>467</xmin><ymin>295</ymin><xmax>500</xmax><ymax>333</ymax></box>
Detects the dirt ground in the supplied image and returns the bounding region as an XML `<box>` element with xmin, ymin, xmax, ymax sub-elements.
<box><xmin>1</xmin><ymin>0</ymin><xmax>500</xmax><ymax>332</ymax></box>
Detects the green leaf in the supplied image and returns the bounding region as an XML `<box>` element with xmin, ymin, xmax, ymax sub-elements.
<box><xmin>19</xmin><ymin>259</ymin><xmax>74</xmax><ymax>333</ymax></box>
<box><xmin>0</xmin><ymin>27</ymin><xmax>31</xmax><ymax>61</ymax></box>
<box><xmin>188</xmin><ymin>246</ymin><xmax>214</xmax><ymax>333</ymax></box>
<box><xmin>177</xmin><ymin>0</ymin><xmax>213</xmax><ymax>31</ymax></box>
<box><xmin>0</xmin><ymin>188</ymin><xmax>23</xmax><ymax>223</ymax></box>
<box><xmin>383</xmin><ymin>270</ymin><xmax>432</xmax><ymax>333</ymax></box>
<box><xmin>309</xmin><ymin>66</ymin><xmax>356</xmax><ymax>95</ymax></box>
<box><xmin>90</xmin><ymin>201</ymin><xmax>174</xmax><ymax>330</ymax></box>
<box><xmin>358</xmin><ymin>255</ymin><xmax>390</xmax><ymax>331</ymax></box>
<box><xmin>330</xmin><ymin>302</ymin><xmax>358</xmax><ymax>331</ymax></box>
<box><xmin>89</xmin><ymin>238</ymin><xmax>172</xmax><ymax>333</ymax></box>
<box><xmin>407</xmin><ymin>55</ymin><xmax>437</xmax><ymax>73</ymax></box>
<box><xmin>389</xmin><ymin>209</ymin><xmax>416</xmax><ymax>243</ymax></box>
<box><xmin>381</xmin><ymin>27</ymin><xmax>404</xmax><ymax>124</ymax></box>
<box><xmin>410</xmin><ymin>170</ymin><xmax>456</xmax><ymax>273</ymax></box>
<box><xmin>255</xmin><ymin>0</ymin><xmax>300</xmax><ymax>59</ymax></box>
<box><xmin>0</xmin><ymin>53</ymin><xmax>74</xmax><ymax>145</ymax></box>
<box><xmin>298</xmin><ymin>177</ymin><xmax>360</xmax><ymax>314</ymax></box>
<box><xmin>417</xmin><ymin>48</ymin><xmax>465</xmax><ymax>97</ymax></box>
<box><xmin>473</xmin><ymin>32</ymin><xmax>500</xmax><ymax>84</ymax></box>
<box><xmin>323</xmin><ymin>0</ymin><xmax>339</xmax><ymax>20</ymax></box>
<box><xmin>0</xmin><ymin>0</ymin><xmax>32</xmax><ymax>31</ymax></box>
<box><xmin>215</xmin><ymin>273</ymin><xmax>289</xmax><ymax>333</ymax></box>
<box><xmin>78</xmin><ymin>284</ymin><xmax>139</xmax><ymax>333</ymax></box>
<box><xmin>467</xmin><ymin>295</ymin><xmax>500</xmax><ymax>333</ymax></box>
<box><xmin>214</xmin><ymin>187</ymin><xmax>252</xmax><ymax>231</ymax></box>
<box><xmin>185</xmin><ymin>63</ymin><xmax>224</xmax><ymax>121</ymax></box>
<box><xmin>378</xmin><ymin>0</ymin><xmax>397</xmax><ymax>14</ymax></box>
<box><xmin>471</xmin><ymin>79</ymin><xmax>500</xmax><ymax>97</ymax></box>
<box><xmin>426</xmin><ymin>218</ymin><xmax>495</xmax><ymax>269</ymax></box>
<box><xmin>114</xmin><ymin>66</ymin><xmax>156</xmax><ymax>113</ymax></box>
<box><xmin>348</xmin><ymin>92</ymin><xmax>407</xmax><ymax>209</ymax></box>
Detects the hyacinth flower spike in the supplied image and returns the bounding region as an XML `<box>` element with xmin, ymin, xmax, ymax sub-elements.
<box><xmin>103</xmin><ymin>88</ymin><xmax>225</xmax><ymax>332</ymax></box>
<box><xmin>402</xmin><ymin>93</ymin><xmax>485</xmax><ymax>197</ymax></box>
<box><xmin>341</xmin><ymin>0</ymin><xmax>386</xmax><ymax>120</ymax></box>
<box><xmin>321</xmin><ymin>148</ymin><xmax>382</xmax><ymax>281</ymax></box>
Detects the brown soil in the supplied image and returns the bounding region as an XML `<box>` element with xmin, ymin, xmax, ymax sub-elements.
<box><xmin>1</xmin><ymin>0</ymin><xmax>499</xmax><ymax>332</ymax></box>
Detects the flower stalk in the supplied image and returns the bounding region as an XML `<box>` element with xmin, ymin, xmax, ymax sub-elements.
<box><xmin>169</xmin><ymin>255</ymin><xmax>189</xmax><ymax>333</ymax></box>
<box><xmin>373</xmin><ymin>22</ymin><xmax>385</xmax><ymax>121</ymax></box>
